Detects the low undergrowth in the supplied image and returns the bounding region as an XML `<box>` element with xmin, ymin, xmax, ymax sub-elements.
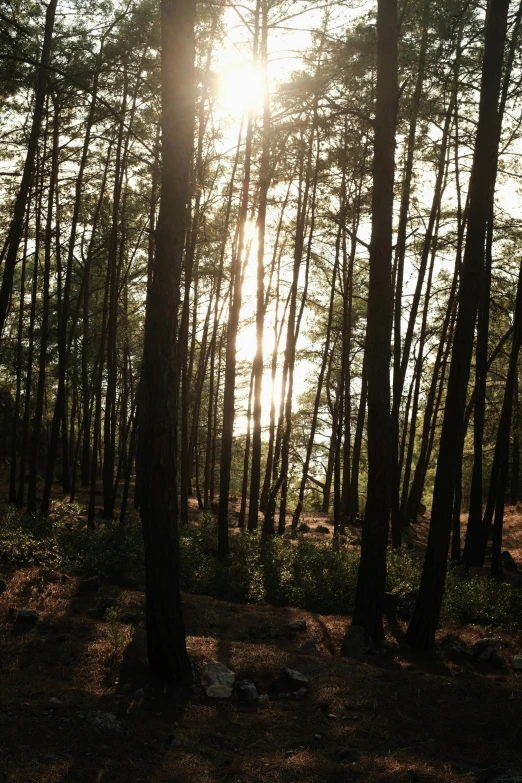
<box><xmin>0</xmin><ymin>503</ymin><xmax>521</xmax><ymax>629</ymax></box>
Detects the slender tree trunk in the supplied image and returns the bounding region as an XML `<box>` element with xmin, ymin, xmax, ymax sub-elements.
<box><xmin>17</xmin><ymin>159</ymin><xmax>44</xmax><ymax>509</ymax></box>
<box><xmin>351</xmin><ymin>0</ymin><xmax>397</xmax><ymax>644</ymax></box>
<box><xmin>28</xmin><ymin>100</ymin><xmax>59</xmax><ymax>514</ymax></box>
<box><xmin>218</xmin><ymin>2</ymin><xmax>259</xmax><ymax>558</ymax></box>
<box><xmin>238</xmin><ymin>369</ymin><xmax>255</xmax><ymax>528</ymax></box>
<box><xmin>390</xmin><ymin>0</ymin><xmax>429</xmax><ymax>547</ymax></box>
<box><xmin>0</xmin><ymin>0</ymin><xmax>57</xmax><ymax>340</ymax></box>
<box><xmin>510</xmin><ymin>373</ymin><xmax>519</xmax><ymax>503</ymax></box>
<box><xmin>292</xmin><ymin>227</ymin><xmax>340</xmax><ymax>528</ymax></box>
<box><xmin>248</xmin><ymin>0</ymin><xmax>270</xmax><ymax>531</ymax></box>
<box><xmin>9</xmin><ymin>197</ymin><xmax>31</xmax><ymax>502</ymax></box>
<box><xmin>406</xmin><ymin>0</ymin><xmax>509</xmax><ymax>650</ymax></box>
<box><xmin>349</xmin><ymin>352</ymin><xmax>368</xmax><ymax>519</ymax></box>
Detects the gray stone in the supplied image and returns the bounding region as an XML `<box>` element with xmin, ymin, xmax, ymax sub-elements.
<box><xmin>15</xmin><ymin>608</ymin><xmax>39</xmax><ymax>623</ymax></box>
<box><xmin>513</xmin><ymin>656</ymin><xmax>522</xmax><ymax>671</ymax></box>
<box><xmin>315</xmin><ymin>525</ymin><xmax>330</xmax><ymax>534</ymax></box>
<box><xmin>207</xmin><ymin>684</ymin><xmax>234</xmax><ymax>698</ymax></box>
<box><xmin>135</xmin><ymin>688</ymin><xmax>144</xmax><ymax>699</ymax></box>
<box><xmin>294</xmin><ymin>687</ymin><xmax>308</xmax><ymax>699</ymax></box>
<box><xmin>280</xmin><ymin>666</ymin><xmax>309</xmax><ymax>690</ymax></box>
<box><xmin>258</xmin><ymin>693</ymin><xmax>269</xmax><ymax>703</ymax></box>
<box><xmin>502</xmin><ymin>551</ymin><xmax>518</xmax><ymax>572</ymax></box>
<box><xmin>287</xmin><ymin>619</ymin><xmax>307</xmax><ymax>632</ymax></box>
<box><xmin>78</xmin><ymin>576</ymin><xmax>100</xmax><ymax>593</ymax></box>
<box><xmin>300</xmin><ymin>637</ymin><xmax>317</xmax><ymax>651</ymax></box>
<box><xmin>85</xmin><ymin>710</ymin><xmax>122</xmax><ymax>732</ymax></box>
<box><xmin>340</xmin><ymin>625</ymin><xmax>374</xmax><ymax>659</ymax></box>
<box><xmin>236</xmin><ymin>680</ymin><xmax>259</xmax><ymax>704</ymax></box>
<box><xmin>201</xmin><ymin>662</ymin><xmax>235</xmax><ymax>698</ymax></box>
<box><xmin>472</xmin><ymin>637</ymin><xmax>501</xmax><ymax>662</ymax></box>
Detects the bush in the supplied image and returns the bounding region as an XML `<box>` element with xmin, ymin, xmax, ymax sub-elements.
<box><xmin>1</xmin><ymin>503</ymin><xmax>522</xmax><ymax>630</ymax></box>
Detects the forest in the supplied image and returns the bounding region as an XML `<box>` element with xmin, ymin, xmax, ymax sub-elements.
<box><xmin>1</xmin><ymin>0</ymin><xmax>522</xmax><ymax>781</ymax></box>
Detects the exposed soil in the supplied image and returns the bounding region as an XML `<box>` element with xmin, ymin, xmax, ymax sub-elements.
<box><xmin>1</xmin><ymin>491</ymin><xmax>522</xmax><ymax>782</ymax></box>
<box><xmin>0</xmin><ymin>561</ymin><xmax>522</xmax><ymax>783</ymax></box>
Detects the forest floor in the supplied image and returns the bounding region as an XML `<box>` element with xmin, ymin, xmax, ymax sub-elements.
<box><xmin>1</xmin><ymin>498</ymin><xmax>522</xmax><ymax>783</ymax></box>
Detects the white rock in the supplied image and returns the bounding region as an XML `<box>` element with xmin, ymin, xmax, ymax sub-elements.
<box><xmin>513</xmin><ymin>655</ymin><xmax>522</xmax><ymax>671</ymax></box>
<box><xmin>201</xmin><ymin>662</ymin><xmax>235</xmax><ymax>698</ymax></box>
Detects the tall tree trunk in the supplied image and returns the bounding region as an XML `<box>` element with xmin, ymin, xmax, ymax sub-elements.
<box><xmin>9</xmin><ymin>196</ymin><xmax>31</xmax><ymax>502</ymax></box>
<box><xmin>349</xmin><ymin>352</ymin><xmax>368</xmax><ymax>519</ymax></box>
<box><xmin>390</xmin><ymin>0</ymin><xmax>429</xmax><ymax>548</ymax></box>
<box><xmin>248</xmin><ymin>0</ymin><xmax>270</xmax><ymax>532</ymax></box>
<box><xmin>136</xmin><ymin>0</ymin><xmax>195</xmax><ymax>683</ymax></box>
<box><xmin>510</xmin><ymin>373</ymin><xmax>519</xmax><ymax>503</ymax></box>
<box><xmin>218</xmin><ymin>1</ymin><xmax>259</xmax><ymax>558</ymax></box>
<box><xmin>351</xmin><ymin>0</ymin><xmax>397</xmax><ymax>644</ymax></box>
<box><xmin>28</xmin><ymin>100</ymin><xmax>59</xmax><ymax>514</ymax></box>
<box><xmin>204</xmin><ymin>123</ymin><xmax>243</xmax><ymax>510</ymax></box>
<box><xmin>41</xmin><ymin>58</ymin><xmax>101</xmax><ymax>513</ymax></box>
<box><xmin>292</xmin><ymin>226</ymin><xmax>340</xmax><ymax>528</ymax></box>
<box><xmin>406</xmin><ymin>0</ymin><xmax>509</xmax><ymax>650</ymax></box>
<box><xmin>17</xmin><ymin>159</ymin><xmax>44</xmax><ymax>509</ymax></box>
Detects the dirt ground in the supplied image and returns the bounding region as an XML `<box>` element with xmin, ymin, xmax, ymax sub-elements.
<box><xmin>1</xmin><ymin>499</ymin><xmax>522</xmax><ymax>783</ymax></box>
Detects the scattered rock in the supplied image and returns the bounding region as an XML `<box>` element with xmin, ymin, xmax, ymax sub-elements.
<box><xmin>298</xmin><ymin>523</ymin><xmax>311</xmax><ymax>533</ymax></box>
<box><xmin>258</xmin><ymin>693</ymin><xmax>269</xmax><ymax>703</ymax></box>
<box><xmin>236</xmin><ymin>680</ymin><xmax>259</xmax><ymax>704</ymax></box>
<box><xmin>135</xmin><ymin>688</ymin><xmax>144</xmax><ymax>699</ymax></box>
<box><xmin>294</xmin><ymin>687</ymin><xmax>308</xmax><ymax>699</ymax></box>
<box><xmin>340</xmin><ymin>625</ymin><xmax>374</xmax><ymax>659</ymax></box>
<box><xmin>502</xmin><ymin>551</ymin><xmax>518</xmax><ymax>572</ymax></box>
<box><xmin>300</xmin><ymin>637</ymin><xmax>317</xmax><ymax>651</ymax></box>
<box><xmin>315</xmin><ymin>525</ymin><xmax>330</xmax><ymax>534</ymax></box>
<box><xmin>0</xmin><ymin>579</ymin><xmax>7</xmax><ymax>595</ymax></box>
<box><xmin>78</xmin><ymin>576</ymin><xmax>100</xmax><ymax>593</ymax></box>
<box><xmin>280</xmin><ymin>666</ymin><xmax>309</xmax><ymax>690</ymax></box>
<box><xmin>14</xmin><ymin>608</ymin><xmax>39</xmax><ymax>623</ymax></box>
<box><xmin>201</xmin><ymin>662</ymin><xmax>235</xmax><ymax>699</ymax></box>
<box><xmin>49</xmin><ymin>697</ymin><xmax>64</xmax><ymax>704</ymax></box>
<box><xmin>472</xmin><ymin>637</ymin><xmax>500</xmax><ymax>662</ymax></box>
<box><xmin>314</xmin><ymin>734</ymin><xmax>322</xmax><ymax>741</ymax></box>
<box><xmin>287</xmin><ymin>619</ymin><xmax>307</xmax><ymax>632</ymax></box>
<box><xmin>85</xmin><ymin>710</ymin><xmax>122</xmax><ymax>733</ymax></box>
<box><xmin>513</xmin><ymin>656</ymin><xmax>522</xmax><ymax>671</ymax></box>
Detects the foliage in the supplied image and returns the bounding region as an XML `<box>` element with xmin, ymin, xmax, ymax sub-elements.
<box><xmin>2</xmin><ymin>506</ymin><xmax>522</xmax><ymax>631</ymax></box>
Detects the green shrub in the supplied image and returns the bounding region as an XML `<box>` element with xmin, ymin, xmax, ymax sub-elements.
<box><xmin>2</xmin><ymin>502</ymin><xmax>522</xmax><ymax>631</ymax></box>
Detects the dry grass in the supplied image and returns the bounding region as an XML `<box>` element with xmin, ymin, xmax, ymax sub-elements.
<box><xmin>1</xmin><ymin>489</ymin><xmax>522</xmax><ymax>782</ymax></box>
<box><xmin>0</xmin><ymin>562</ymin><xmax>522</xmax><ymax>783</ymax></box>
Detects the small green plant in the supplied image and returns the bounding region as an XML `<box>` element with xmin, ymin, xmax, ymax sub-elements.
<box><xmin>104</xmin><ymin>606</ymin><xmax>125</xmax><ymax>658</ymax></box>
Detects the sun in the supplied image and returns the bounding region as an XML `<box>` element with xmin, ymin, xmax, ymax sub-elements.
<box><xmin>218</xmin><ymin>63</ymin><xmax>265</xmax><ymax>116</ymax></box>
